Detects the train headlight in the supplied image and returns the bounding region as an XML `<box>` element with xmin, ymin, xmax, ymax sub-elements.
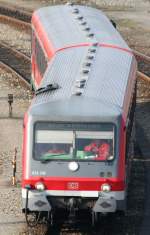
<box><xmin>68</xmin><ymin>161</ymin><xmax>79</xmax><ymax>172</ymax></box>
<box><xmin>35</xmin><ymin>182</ymin><xmax>45</xmax><ymax>191</ymax></box>
<box><xmin>101</xmin><ymin>183</ymin><xmax>111</xmax><ymax>193</ymax></box>
<box><xmin>107</xmin><ymin>155</ymin><xmax>114</xmax><ymax>161</ymax></box>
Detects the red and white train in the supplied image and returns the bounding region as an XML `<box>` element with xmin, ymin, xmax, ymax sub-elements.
<box><xmin>22</xmin><ymin>3</ymin><xmax>137</xmax><ymax>226</ymax></box>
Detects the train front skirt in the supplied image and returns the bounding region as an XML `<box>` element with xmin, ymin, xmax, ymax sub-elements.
<box><xmin>22</xmin><ymin>189</ymin><xmax>125</xmax><ymax>213</ymax></box>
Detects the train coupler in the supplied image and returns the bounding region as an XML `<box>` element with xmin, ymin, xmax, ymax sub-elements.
<box><xmin>68</xmin><ymin>198</ymin><xmax>77</xmax><ymax>224</ymax></box>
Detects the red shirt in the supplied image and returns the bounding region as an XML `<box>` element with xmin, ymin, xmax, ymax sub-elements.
<box><xmin>97</xmin><ymin>143</ymin><xmax>110</xmax><ymax>160</ymax></box>
<box><xmin>84</xmin><ymin>142</ymin><xmax>110</xmax><ymax>160</ymax></box>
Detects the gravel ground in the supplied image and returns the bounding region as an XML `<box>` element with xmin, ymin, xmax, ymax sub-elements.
<box><xmin>0</xmin><ymin>68</ymin><xmax>32</xmax><ymax>235</ymax></box>
<box><xmin>0</xmin><ymin>20</ymin><xmax>31</xmax><ymax>56</ymax></box>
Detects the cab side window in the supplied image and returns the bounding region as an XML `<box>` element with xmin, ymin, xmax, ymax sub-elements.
<box><xmin>35</xmin><ymin>37</ymin><xmax>47</xmax><ymax>76</ymax></box>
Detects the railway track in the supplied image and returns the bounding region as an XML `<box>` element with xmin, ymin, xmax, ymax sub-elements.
<box><xmin>0</xmin><ymin>42</ymin><xmax>31</xmax><ymax>87</ymax></box>
<box><xmin>134</xmin><ymin>50</ymin><xmax>150</xmax><ymax>80</ymax></box>
<box><xmin>133</xmin><ymin>50</ymin><xmax>150</xmax><ymax>101</ymax></box>
<box><xmin>0</xmin><ymin>4</ymin><xmax>31</xmax><ymax>31</ymax></box>
<box><xmin>0</xmin><ymin>5</ymin><xmax>31</xmax><ymax>87</ymax></box>
<box><xmin>0</xmin><ymin>5</ymin><xmax>31</xmax><ymax>88</ymax></box>
<box><xmin>0</xmin><ymin>14</ymin><xmax>31</xmax><ymax>31</ymax></box>
<box><xmin>0</xmin><ymin>4</ymin><xmax>32</xmax><ymax>23</ymax></box>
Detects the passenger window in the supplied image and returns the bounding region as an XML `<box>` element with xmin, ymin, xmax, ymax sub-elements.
<box><xmin>35</xmin><ymin>37</ymin><xmax>47</xmax><ymax>76</ymax></box>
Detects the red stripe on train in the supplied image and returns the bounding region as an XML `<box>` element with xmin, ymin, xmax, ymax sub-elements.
<box><xmin>22</xmin><ymin>177</ymin><xmax>125</xmax><ymax>191</ymax></box>
<box><xmin>32</xmin><ymin>13</ymin><xmax>133</xmax><ymax>57</ymax></box>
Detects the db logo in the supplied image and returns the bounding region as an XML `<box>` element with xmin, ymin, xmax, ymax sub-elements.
<box><xmin>67</xmin><ymin>182</ymin><xmax>79</xmax><ymax>190</ymax></box>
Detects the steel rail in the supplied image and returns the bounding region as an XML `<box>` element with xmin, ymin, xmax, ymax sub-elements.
<box><xmin>0</xmin><ymin>14</ymin><xmax>31</xmax><ymax>30</ymax></box>
<box><xmin>0</xmin><ymin>61</ymin><xmax>30</xmax><ymax>89</ymax></box>
<box><xmin>133</xmin><ymin>50</ymin><xmax>150</xmax><ymax>64</ymax></box>
<box><xmin>137</xmin><ymin>71</ymin><xmax>150</xmax><ymax>83</ymax></box>
<box><xmin>0</xmin><ymin>4</ymin><xmax>32</xmax><ymax>23</ymax></box>
<box><xmin>0</xmin><ymin>41</ymin><xmax>30</xmax><ymax>61</ymax></box>
<box><xmin>0</xmin><ymin>42</ymin><xmax>31</xmax><ymax>86</ymax></box>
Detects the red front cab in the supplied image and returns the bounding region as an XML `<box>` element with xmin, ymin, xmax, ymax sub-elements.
<box><xmin>22</xmin><ymin>114</ymin><xmax>126</xmax><ymax>194</ymax></box>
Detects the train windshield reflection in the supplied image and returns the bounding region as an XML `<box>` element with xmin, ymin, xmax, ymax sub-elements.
<box><xmin>34</xmin><ymin>130</ymin><xmax>114</xmax><ymax>161</ymax></box>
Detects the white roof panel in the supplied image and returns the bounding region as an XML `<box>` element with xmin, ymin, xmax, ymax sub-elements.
<box><xmin>31</xmin><ymin>5</ymin><xmax>137</xmax><ymax>122</ymax></box>
<box><xmin>34</xmin><ymin>5</ymin><xmax>129</xmax><ymax>50</ymax></box>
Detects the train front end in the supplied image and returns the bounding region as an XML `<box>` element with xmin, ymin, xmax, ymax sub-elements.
<box><xmin>22</xmin><ymin>106</ymin><xmax>126</xmax><ymax>224</ymax></box>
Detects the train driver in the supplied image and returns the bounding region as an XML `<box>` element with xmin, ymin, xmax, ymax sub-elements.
<box><xmin>84</xmin><ymin>140</ymin><xmax>110</xmax><ymax>160</ymax></box>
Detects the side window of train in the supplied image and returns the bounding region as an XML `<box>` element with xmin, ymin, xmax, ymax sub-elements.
<box><xmin>35</xmin><ymin>37</ymin><xmax>47</xmax><ymax>76</ymax></box>
<box><xmin>126</xmin><ymin>89</ymin><xmax>136</xmax><ymax>158</ymax></box>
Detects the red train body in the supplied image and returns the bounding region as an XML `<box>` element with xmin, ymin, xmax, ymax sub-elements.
<box><xmin>22</xmin><ymin>3</ymin><xmax>137</xmax><ymax>226</ymax></box>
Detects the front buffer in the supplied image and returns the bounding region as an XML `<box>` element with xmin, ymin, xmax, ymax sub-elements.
<box><xmin>22</xmin><ymin>177</ymin><xmax>125</xmax><ymax>225</ymax></box>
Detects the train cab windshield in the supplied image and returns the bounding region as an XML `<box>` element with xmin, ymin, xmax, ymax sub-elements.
<box><xmin>34</xmin><ymin>126</ymin><xmax>114</xmax><ymax>161</ymax></box>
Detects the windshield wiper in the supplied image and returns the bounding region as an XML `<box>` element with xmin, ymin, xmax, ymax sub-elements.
<box><xmin>35</xmin><ymin>83</ymin><xmax>60</xmax><ymax>95</ymax></box>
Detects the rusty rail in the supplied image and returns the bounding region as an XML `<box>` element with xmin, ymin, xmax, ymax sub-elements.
<box><xmin>0</xmin><ymin>4</ymin><xmax>32</xmax><ymax>23</ymax></box>
<box><xmin>0</xmin><ymin>42</ymin><xmax>31</xmax><ymax>85</ymax></box>
<box><xmin>133</xmin><ymin>50</ymin><xmax>150</xmax><ymax>83</ymax></box>
<box><xmin>137</xmin><ymin>71</ymin><xmax>150</xmax><ymax>83</ymax></box>
<box><xmin>133</xmin><ymin>50</ymin><xmax>150</xmax><ymax>63</ymax></box>
<box><xmin>0</xmin><ymin>14</ymin><xmax>31</xmax><ymax>30</ymax></box>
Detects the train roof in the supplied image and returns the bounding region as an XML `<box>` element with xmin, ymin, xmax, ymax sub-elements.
<box><xmin>30</xmin><ymin>96</ymin><xmax>121</xmax><ymax>123</ymax></box>
<box><xmin>32</xmin><ymin>4</ymin><xmax>130</xmax><ymax>54</ymax></box>
<box><xmin>30</xmin><ymin>4</ymin><xmax>137</xmax><ymax>123</ymax></box>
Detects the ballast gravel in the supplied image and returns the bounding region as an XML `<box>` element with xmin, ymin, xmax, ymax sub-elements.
<box><xmin>0</xmin><ymin>22</ymin><xmax>31</xmax><ymax>57</ymax></box>
<box><xmin>0</xmin><ymin>68</ymin><xmax>32</xmax><ymax>234</ymax></box>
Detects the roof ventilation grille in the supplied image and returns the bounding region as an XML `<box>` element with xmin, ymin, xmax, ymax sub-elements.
<box><xmin>75</xmin><ymin>80</ymin><xmax>86</xmax><ymax>88</ymax></box>
<box><xmin>73</xmin><ymin>88</ymin><xmax>84</xmax><ymax>96</ymax></box>
<box><xmin>87</xmin><ymin>33</ymin><xmax>94</xmax><ymax>38</ymax></box>
<box><xmin>88</xmin><ymin>48</ymin><xmax>97</xmax><ymax>53</ymax></box>
<box><xmin>80</xmin><ymin>74</ymin><xmax>89</xmax><ymax>82</ymax></box>
<box><xmin>80</xmin><ymin>21</ymin><xmax>87</xmax><ymax>26</ymax></box>
<box><xmin>86</xmin><ymin>55</ymin><xmax>94</xmax><ymax>60</ymax></box>
<box><xmin>77</xmin><ymin>78</ymin><xmax>87</xmax><ymax>83</ymax></box>
<box><xmin>73</xmin><ymin>8</ymin><xmax>79</xmax><ymax>14</ymax></box>
<box><xmin>93</xmin><ymin>42</ymin><xmax>99</xmax><ymax>47</ymax></box>
<box><xmin>82</xmin><ymin>69</ymin><xmax>90</xmax><ymax>74</ymax></box>
<box><xmin>77</xmin><ymin>16</ymin><xmax>84</xmax><ymax>20</ymax></box>
<box><xmin>83</xmin><ymin>62</ymin><xmax>92</xmax><ymax>67</ymax></box>
<box><xmin>84</xmin><ymin>27</ymin><xmax>90</xmax><ymax>31</ymax></box>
